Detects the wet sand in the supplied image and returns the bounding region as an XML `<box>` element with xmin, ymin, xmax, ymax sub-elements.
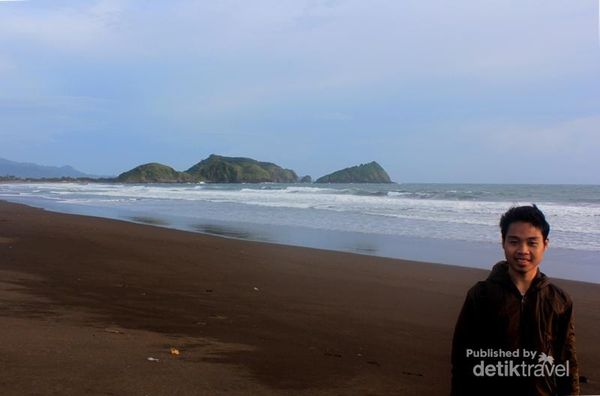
<box><xmin>0</xmin><ymin>200</ymin><xmax>598</xmax><ymax>395</ymax></box>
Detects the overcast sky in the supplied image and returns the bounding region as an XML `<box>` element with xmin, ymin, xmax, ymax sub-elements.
<box><xmin>1</xmin><ymin>0</ymin><xmax>599</xmax><ymax>183</ymax></box>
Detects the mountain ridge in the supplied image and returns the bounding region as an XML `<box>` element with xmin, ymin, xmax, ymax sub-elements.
<box><xmin>0</xmin><ymin>157</ymin><xmax>93</xmax><ymax>179</ymax></box>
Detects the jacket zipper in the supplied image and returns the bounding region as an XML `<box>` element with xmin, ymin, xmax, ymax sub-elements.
<box><xmin>519</xmin><ymin>293</ymin><xmax>526</xmax><ymax>346</ymax></box>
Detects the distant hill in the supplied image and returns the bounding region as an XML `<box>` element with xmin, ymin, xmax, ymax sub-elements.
<box><xmin>117</xmin><ymin>163</ymin><xmax>194</xmax><ymax>183</ymax></box>
<box><xmin>316</xmin><ymin>161</ymin><xmax>392</xmax><ymax>183</ymax></box>
<box><xmin>117</xmin><ymin>155</ymin><xmax>299</xmax><ymax>183</ymax></box>
<box><xmin>186</xmin><ymin>154</ymin><xmax>298</xmax><ymax>183</ymax></box>
<box><xmin>0</xmin><ymin>157</ymin><xmax>92</xmax><ymax>179</ymax></box>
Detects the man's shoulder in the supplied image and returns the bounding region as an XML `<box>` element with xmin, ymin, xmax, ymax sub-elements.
<box><xmin>467</xmin><ymin>280</ymin><xmax>488</xmax><ymax>294</ymax></box>
<box><xmin>465</xmin><ymin>279</ymin><xmax>503</xmax><ymax>301</ymax></box>
<box><xmin>540</xmin><ymin>280</ymin><xmax>573</xmax><ymax>307</ymax></box>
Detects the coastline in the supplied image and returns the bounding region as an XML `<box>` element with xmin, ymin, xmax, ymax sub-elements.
<box><xmin>1</xmin><ymin>190</ymin><xmax>598</xmax><ymax>284</ymax></box>
<box><xmin>0</xmin><ymin>200</ymin><xmax>599</xmax><ymax>394</ymax></box>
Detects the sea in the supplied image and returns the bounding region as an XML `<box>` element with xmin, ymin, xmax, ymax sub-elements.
<box><xmin>1</xmin><ymin>182</ymin><xmax>598</xmax><ymax>283</ymax></box>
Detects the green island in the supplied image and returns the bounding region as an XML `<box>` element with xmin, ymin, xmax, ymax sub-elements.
<box><xmin>185</xmin><ymin>154</ymin><xmax>298</xmax><ymax>183</ymax></box>
<box><xmin>315</xmin><ymin>162</ymin><xmax>392</xmax><ymax>184</ymax></box>
<box><xmin>117</xmin><ymin>163</ymin><xmax>194</xmax><ymax>183</ymax></box>
<box><xmin>116</xmin><ymin>154</ymin><xmax>299</xmax><ymax>183</ymax></box>
<box><xmin>2</xmin><ymin>155</ymin><xmax>394</xmax><ymax>184</ymax></box>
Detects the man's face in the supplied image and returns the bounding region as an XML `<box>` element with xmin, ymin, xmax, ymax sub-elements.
<box><xmin>502</xmin><ymin>221</ymin><xmax>548</xmax><ymax>277</ymax></box>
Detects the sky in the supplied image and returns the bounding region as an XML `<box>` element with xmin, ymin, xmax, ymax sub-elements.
<box><xmin>1</xmin><ymin>0</ymin><xmax>599</xmax><ymax>183</ymax></box>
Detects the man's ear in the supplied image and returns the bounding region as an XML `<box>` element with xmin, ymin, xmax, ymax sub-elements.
<box><xmin>543</xmin><ymin>239</ymin><xmax>549</xmax><ymax>250</ymax></box>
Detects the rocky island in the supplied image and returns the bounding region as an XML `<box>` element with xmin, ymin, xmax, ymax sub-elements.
<box><xmin>109</xmin><ymin>156</ymin><xmax>394</xmax><ymax>184</ymax></box>
<box><xmin>315</xmin><ymin>161</ymin><xmax>392</xmax><ymax>183</ymax></box>
<box><xmin>117</xmin><ymin>163</ymin><xmax>194</xmax><ymax>183</ymax></box>
<box><xmin>186</xmin><ymin>154</ymin><xmax>298</xmax><ymax>183</ymax></box>
<box><xmin>117</xmin><ymin>155</ymin><xmax>298</xmax><ymax>183</ymax></box>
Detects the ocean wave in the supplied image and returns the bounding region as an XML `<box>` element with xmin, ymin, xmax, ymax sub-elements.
<box><xmin>2</xmin><ymin>182</ymin><xmax>599</xmax><ymax>252</ymax></box>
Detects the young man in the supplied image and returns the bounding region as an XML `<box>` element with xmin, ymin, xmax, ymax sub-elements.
<box><xmin>451</xmin><ymin>205</ymin><xmax>579</xmax><ymax>396</ymax></box>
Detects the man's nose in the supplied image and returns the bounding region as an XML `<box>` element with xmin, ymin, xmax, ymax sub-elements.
<box><xmin>516</xmin><ymin>243</ymin><xmax>529</xmax><ymax>254</ymax></box>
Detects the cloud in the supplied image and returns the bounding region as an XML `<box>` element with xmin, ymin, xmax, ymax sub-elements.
<box><xmin>1</xmin><ymin>0</ymin><xmax>596</xmax><ymax>78</ymax></box>
<box><xmin>476</xmin><ymin>116</ymin><xmax>600</xmax><ymax>155</ymax></box>
<box><xmin>0</xmin><ymin>0</ymin><xmax>128</xmax><ymax>55</ymax></box>
<box><xmin>1</xmin><ymin>0</ymin><xmax>599</xmax><ymax>182</ymax></box>
<box><xmin>0</xmin><ymin>95</ymin><xmax>110</xmax><ymax>142</ymax></box>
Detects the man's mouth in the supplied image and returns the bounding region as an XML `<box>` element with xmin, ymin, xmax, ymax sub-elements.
<box><xmin>516</xmin><ymin>257</ymin><xmax>530</xmax><ymax>264</ymax></box>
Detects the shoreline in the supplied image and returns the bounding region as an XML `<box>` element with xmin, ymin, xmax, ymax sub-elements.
<box><xmin>1</xmin><ymin>195</ymin><xmax>598</xmax><ymax>284</ymax></box>
<box><xmin>0</xmin><ymin>200</ymin><xmax>599</xmax><ymax>394</ymax></box>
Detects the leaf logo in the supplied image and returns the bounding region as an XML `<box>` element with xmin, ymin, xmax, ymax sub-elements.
<box><xmin>538</xmin><ymin>352</ymin><xmax>555</xmax><ymax>365</ymax></box>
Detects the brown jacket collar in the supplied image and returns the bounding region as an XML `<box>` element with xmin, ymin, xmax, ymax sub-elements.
<box><xmin>487</xmin><ymin>260</ymin><xmax>550</xmax><ymax>293</ymax></box>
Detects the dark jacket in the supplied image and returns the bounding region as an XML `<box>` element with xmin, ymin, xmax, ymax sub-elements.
<box><xmin>451</xmin><ymin>261</ymin><xmax>579</xmax><ymax>396</ymax></box>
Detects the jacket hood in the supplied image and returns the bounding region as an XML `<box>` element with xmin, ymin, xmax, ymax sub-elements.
<box><xmin>488</xmin><ymin>261</ymin><xmax>550</xmax><ymax>291</ymax></box>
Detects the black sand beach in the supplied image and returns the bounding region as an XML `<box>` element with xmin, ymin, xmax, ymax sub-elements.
<box><xmin>1</xmin><ymin>200</ymin><xmax>598</xmax><ymax>395</ymax></box>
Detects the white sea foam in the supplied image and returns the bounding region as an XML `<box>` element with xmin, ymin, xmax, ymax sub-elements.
<box><xmin>1</xmin><ymin>182</ymin><xmax>599</xmax><ymax>251</ymax></box>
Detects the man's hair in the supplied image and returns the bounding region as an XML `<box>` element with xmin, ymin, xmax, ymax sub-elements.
<box><xmin>500</xmin><ymin>204</ymin><xmax>550</xmax><ymax>241</ymax></box>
